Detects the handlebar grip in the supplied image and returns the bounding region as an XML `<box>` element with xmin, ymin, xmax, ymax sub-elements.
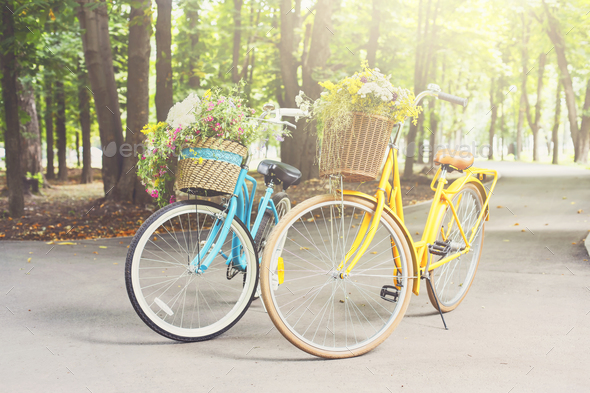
<box><xmin>437</xmin><ymin>92</ymin><xmax>468</xmax><ymax>107</ymax></box>
<box><xmin>276</xmin><ymin>108</ymin><xmax>306</xmax><ymax>118</ymax></box>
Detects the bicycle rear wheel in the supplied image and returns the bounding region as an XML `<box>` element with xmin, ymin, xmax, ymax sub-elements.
<box><xmin>427</xmin><ymin>183</ymin><xmax>485</xmax><ymax>312</ymax></box>
<box><xmin>260</xmin><ymin>195</ymin><xmax>414</xmax><ymax>358</ymax></box>
<box><xmin>125</xmin><ymin>200</ymin><xmax>258</xmax><ymax>341</ymax></box>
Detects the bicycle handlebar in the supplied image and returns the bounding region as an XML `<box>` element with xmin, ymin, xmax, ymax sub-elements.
<box><xmin>437</xmin><ymin>92</ymin><xmax>468</xmax><ymax>107</ymax></box>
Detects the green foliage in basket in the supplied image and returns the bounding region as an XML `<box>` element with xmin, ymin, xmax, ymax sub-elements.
<box><xmin>295</xmin><ymin>62</ymin><xmax>423</xmax><ymax>135</ymax></box>
<box><xmin>136</xmin><ymin>83</ymin><xmax>267</xmax><ymax>206</ymax></box>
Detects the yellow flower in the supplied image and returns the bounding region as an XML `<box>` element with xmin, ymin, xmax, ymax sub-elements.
<box><xmin>141</xmin><ymin>124</ymin><xmax>152</xmax><ymax>134</ymax></box>
<box><xmin>203</xmin><ymin>89</ymin><xmax>212</xmax><ymax>100</ymax></box>
<box><xmin>49</xmin><ymin>9</ymin><xmax>56</xmax><ymax>21</ymax></box>
<box><xmin>198</xmin><ymin>157</ymin><xmax>204</xmax><ymax>165</ymax></box>
<box><xmin>154</xmin><ymin>179</ymin><xmax>160</xmax><ymax>187</ymax></box>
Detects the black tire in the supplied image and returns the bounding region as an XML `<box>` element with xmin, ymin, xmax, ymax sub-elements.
<box><xmin>125</xmin><ymin>200</ymin><xmax>259</xmax><ymax>342</ymax></box>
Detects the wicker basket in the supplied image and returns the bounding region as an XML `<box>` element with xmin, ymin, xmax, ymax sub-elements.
<box><xmin>176</xmin><ymin>137</ymin><xmax>248</xmax><ymax>197</ymax></box>
<box><xmin>319</xmin><ymin>112</ymin><xmax>395</xmax><ymax>182</ymax></box>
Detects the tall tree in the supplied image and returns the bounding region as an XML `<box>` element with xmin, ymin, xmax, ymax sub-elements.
<box><xmin>551</xmin><ymin>83</ymin><xmax>561</xmax><ymax>165</ymax></box>
<box><xmin>155</xmin><ymin>0</ymin><xmax>173</xmax><ymax>122</ymax></box>
<box><xmin>1</xmin><ymin>1</ymin><xmax>24</xmax><ymax>217</ymax></box>
<box><xmin>231</xmin><ymin>0</ymin><xmax>243</xmax><ymax>84</ymax></box>
<box><xmin>579</xmin><ymin>79</ymin><xmax>590</xmax><ymax>163</ymax></box>
<box><xmin>44</xmin><ymin>79</ymin><xmax>55</xmax><ymax>180</ymax></box>
<box><xmin>488</xmin><ymin>78</ymin><xmax>498</xmax><ymax>160</ymax></box>
<box><xmin>366</xmin><ymin>0</ymin><xmax>382</xmax><ymax>68</ymax></box>
<box><xmin>542</xmin><ymin>1</ymin><xmax>583</xmax><ymax>162</ymax></box>
<box><xmin>78</xmin><ymin>0</ymin><xmax>124</xmax><ymax>194</ymax></box>
<box><xmin>18</xmin><ymin>82</ymin><xmax>43</xmax><ymax>179</ymax></box>
<box><xmin>155</xmin><ymin>0</ymin><xmax>175</xmax><ymax>202</ymax></box>
<box><xmin>55</xmin><ymin>81</ymin><xmax>68</xmax><ymax>181</ymax></box>
<box><xmin>523</xmin><ymin>53</ymin><xmax>546</xmax><ymax>162</ymax></box>
<box><xmin>185</xmin><ymin>0</ymin><xmax>200</xmax><ymax>89</ymax></box>
<box><xmin>78</xmin><ymin>64</ymin><xmax>93</xmax><ymax>184</ymax></box>
<box><xmin>115</xmin><ymin>0</ymin><xmax>152</xmax><ymax>203</ymax></box>
<box><xmin>404</xmin><ymin>0</ymin><xmax>440</xmax><ymax>177</ymax></box>
<box><xmin>279</xmin><ymin>0</ymin><xmax>334</xmax><ymax>181</ymax></box>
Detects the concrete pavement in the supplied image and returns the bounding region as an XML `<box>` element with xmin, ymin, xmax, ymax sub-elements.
<box><xmin>1</xmin><ymin>161</ymin><xmax>589</xmax><ymax>392</ymax></box>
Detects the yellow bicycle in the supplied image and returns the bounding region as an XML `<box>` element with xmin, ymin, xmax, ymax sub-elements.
<box><xmin>259</xmin><ymin>86</ymin><xmax>498</xmax><ymax>358</ymax></box>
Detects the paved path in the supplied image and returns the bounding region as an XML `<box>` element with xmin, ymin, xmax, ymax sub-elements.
<box><xmin>1</xmin><ymin>161</ymin><xmax>589</xmax><ymax>392</ymax></box>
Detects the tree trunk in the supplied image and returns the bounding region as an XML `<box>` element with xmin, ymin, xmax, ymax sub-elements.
<box><xmin>404</xmin><ymin>0</ymin><xmax>439</xmax><ymax>178</ymax></box>
<box><xmin>55</xmin><ymin>81</ymin><xmax>68</xmax><ymax>181</ymax></box>
<box><xmin>186</xmin><ymin>1</ymin><xmax>200</xmax><ymax>89</ymax></box>
<box><xmin>78</xmin><ymin>66</ymin><xmax>93</xmax><ymax>184</ymax></box>
<box><xmin>44</xmin><ymin>79</ymin><xmax>55</xmax><ymax>180</ymax></box>
<box><xmin>578</xmin><ymin>79</ymin><xmax>590</xmax><ymax>164</ymax></box>
<box><xmin>294</xmin><ymin>0</ymin><xmax>334</xmax><ymax>181</ymax></box>
<box><xmin>551</xmin><ymin>83</ymin><xmax>561</xmax><ymax>164</ymax></box>
<box><xmin>366</xmin><ymin>0</ymin><xmax>381</xmax><ymax>67</ymax></box>
<box><xmin>115</xmin><ymin>0</ymin><xmax>152</xmax><ymax>203</ymax></box>
<box><xmin>516</xmin><ymin>93</ymin><xmax>525</xmax><ymax>160</ymax></box>
<box><xmin>488</xmin><ymin>79</ymin><xmax>497</xmax><ymax>160</ymax></box>
<box><xmin>18</xmin><ymin>83</ymin><xmax>43</xmax><ymax>178</ymax></box>
<box><xmin>76</xmin><ymin>132</ymin><xmax>81</xmax><ymax>167</ymax></box>
<box><xmin>1</xmin><ymin>1</ymin><xmax>24</xmax><ymax>217</ymax></box>
<box><xmin>279</xmin><ymin>0</ymin><xmax>302</xmax><ymax>171</ymax></box>
<box><xmin>231</xmin><ymin>0</ymin><xmax>243</xmax><ymax>83</ymax></box>
<box><xmin>155</xmin><ymin>0</ymin><xmax>176</xmax><ymax>203</ymax></box>
<box><xmin>156</xmin><ymin>0</ymin><xmax>173</xmax><ymax>122</ymax></box>
<box><xmin>523</xmin><ymin>53</ymin><xmax>546</xmax><ymax>162</ymax></box>
<box><xmin>543</xmin><ymin>0</ymin><xmax>579</xmax><ymax>161</ymax></box>
<box><xmin>78</xmin><ymin>0</ymin><xmax>123</xmax><ymax>194</ymax></box>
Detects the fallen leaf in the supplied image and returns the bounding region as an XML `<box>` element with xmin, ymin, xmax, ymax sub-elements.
<box><xmin>571</xmin><ymin>202</ymin><xmax>575</xmax><ymax>205</ymax></box>
<box><xmin>27</xmin><ymin>257</ymin><xmax>31</xmax><ymax>263</ymax></box>
<box><xmin>496</xmin><ymin>205</ymin><xmax>503</xmax><ymax>208</ymax></box>
<box><xmin>503</xmin><ymin>239</ymin><xmax>510</xmax><ymax>242</ymax></box>
<box><xmin>99</xmin><ymin>246</ymin><xmax>107</xmax><ymax>249</ymax></box>
<box><xmin>521</xmin><ymin>229</ymin><xmax>526</xmax><ymax>232</ymax></box>
<box><xmin>58</xmin><ymin>242</ymin><xmax>76</xmax><ymax>245</ymax></box>
<box><xmin>563</xmin><ymin>196</ymin><xmax>567</xmax><ymax>199</ymax></box>
<box><xmin>577</xmin><ymin>209</ymin><xmax>583</xmax><ymax>214</ymax></box>
<box><xmin>153</xmin><ymin>236</ymin><xmax>157</xmax><ymax>241</ymax></box>
<box><xmin>572</xmin><ymin>242</ymin><xmax>576</xmax><ymax>245</ymax></box>
<box><xmin>415</xmin><ymin>232</ymin><xmax>420</xmax><ymax>235</ymax></box>
<box><xmin>514</xmin><ymin>223</ymin><xmax>519</xmax><ymax>226</ymax></box>
<box><xmin>371</xmin><ymin>251</ymin><xmax>378</xmax><ymax>254</ymax></box>
<box><xmin>113</xmin><ymin>262</ymin><xmax>118</xmax><ymax>265</ymax></box>
<box><xmin>45</xmin><ymin>241</ymin><xmax>54</xmax><ymax>245</ymax></box>
<box><xmin>93</xmin><ymin>251</ymin><xmax>98</xmax><ymax>254</ymax></box>
<box><xmin>119</xmin><ymin>241</ymin><xmax>124</xmax><ymax>244</ymax></box>
<box><xmin>300</xmin><ymin>247</ymin><xmax>310</xmax><ymax>250</ymax></box>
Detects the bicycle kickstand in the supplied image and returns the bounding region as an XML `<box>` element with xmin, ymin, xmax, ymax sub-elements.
<box><xmin>424</xmin><ymin>273</ymin><xmax>449</xmax><ymax>330</ymax></box>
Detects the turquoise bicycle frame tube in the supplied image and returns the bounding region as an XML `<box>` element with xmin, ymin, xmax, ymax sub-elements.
<box><xmin>188</xmin><ymin>168</ymin><xmax>279</xmax><ymax>272</ymax></box>
<box><xmin>190</xmin><ymin>167</ymin><xmax>249</xmax><ymax>271</ymax></box>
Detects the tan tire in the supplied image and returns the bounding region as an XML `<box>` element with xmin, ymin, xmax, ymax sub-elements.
<box><xmin>426</xmin><ymin>183</ymin><xmax>485</xmax><ymax>313</ymax></box>
<box><xmin>260</xmin><ymin>195</ymin><xmax>414</xmax><ymax>359</ymax></box>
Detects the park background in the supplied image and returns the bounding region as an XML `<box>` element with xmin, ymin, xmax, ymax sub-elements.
<box><xmin>1</xmin><ymin>0</ymin><xmax>589</xmax><ymax>238</ymax></box>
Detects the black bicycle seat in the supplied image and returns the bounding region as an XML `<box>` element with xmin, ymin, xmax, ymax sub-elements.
<box><xmin>257</xmin><ymin>160</ymin><xmax>302</xmax><ymax>190</ymax></box>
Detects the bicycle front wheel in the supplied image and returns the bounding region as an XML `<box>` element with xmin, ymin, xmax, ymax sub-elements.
<box><xmin>427</xmin><ymin>183</ymin><xmax>485</xmax><ymax>312</ymax></box>
<box><xmin>125</xmin><ymin>200</ymin><xmax>258</xmax><ymax>342</ymax></box>
<box><xmin>260</xmin><ymin>195</ymin><xmax>414</xmax><ymax>358</ymax></box>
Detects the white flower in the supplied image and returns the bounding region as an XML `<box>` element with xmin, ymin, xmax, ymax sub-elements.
<box><xmin>166</xmin><ymin>93</ymin><xmax>201</xmax><ymax>129</ymax></box>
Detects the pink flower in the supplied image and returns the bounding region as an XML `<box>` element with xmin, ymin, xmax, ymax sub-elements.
<box><xmin>169</xmin><ymin>195</ymin><xmax>176</xmax><ymax>204</ymax></box>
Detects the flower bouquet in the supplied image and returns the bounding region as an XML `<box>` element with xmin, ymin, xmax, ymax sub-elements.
<box><xmin>296</xmin><ymin>62</ymin><xmax>422</xmax><ymax>182</ymax></box>
<box><xmin>137</xmin><ymin>84</ymin><xmax>261</xmax><ymax>206</ymax></box>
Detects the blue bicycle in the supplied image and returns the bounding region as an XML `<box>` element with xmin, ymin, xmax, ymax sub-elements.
<box><xmin>125</xmin><ymin>105</ymin><xmax>304</xmax><ymax>341</ymax></box>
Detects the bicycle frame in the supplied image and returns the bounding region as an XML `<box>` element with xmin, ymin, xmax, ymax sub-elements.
<box><xmin>336</xmin><ymin>121</ymin><xmax>497</xmax><ymax>296</ymax></box>
<box><xmin>188</xmin><ymin>163</ymin><xmax>279</xmax><ymax>272</ymax></box>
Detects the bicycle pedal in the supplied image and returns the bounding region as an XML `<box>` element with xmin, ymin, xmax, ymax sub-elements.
<box><xmin>380</xmin><ymin>285</ymin><xmax>400</xmax><ymax>303</ymax></box>
<box><xmin>428</xmin><ymin>240</ymin><xmax>451</xmax><ymax>256</ymax></box>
